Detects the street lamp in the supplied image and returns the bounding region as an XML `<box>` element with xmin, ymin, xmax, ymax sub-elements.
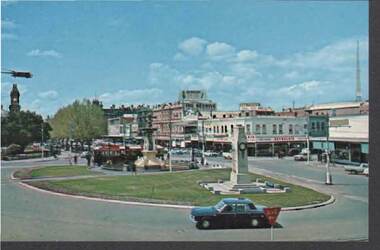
<box><xmin>325</xmin><ymin>119</ymin><xmax>352</xmax><ymax>185</ymax></box>
<box><xmin>41</xmin><ymin>123</ymin><xmax>44</xmax><ymax>159</ymax></box>
<box><xmin>197</xmin><ymin>112</ymin><xmax>207</xmax><ymax>166</ymax></box>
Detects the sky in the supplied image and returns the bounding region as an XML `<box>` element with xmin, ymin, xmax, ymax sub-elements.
<box><xmin>1</xmin><ymin>0</ymin><xmax>369</xmax><ymax>117</ymax></box>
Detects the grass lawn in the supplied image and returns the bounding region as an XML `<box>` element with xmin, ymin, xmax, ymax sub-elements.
<box><xmin>28</xmin><ymin>168</ymin><xmax>330</xmax><ymax>207</ymax></box>
<box><xmin>14</xmin><ymin>165</ymin><xmax>103</xmax><ymax>179</ymax></box>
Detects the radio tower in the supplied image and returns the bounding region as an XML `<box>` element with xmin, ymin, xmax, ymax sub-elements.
<box><xmin>355</xmin><ymin>40</ymin><xmax>362</xmax><ymax>102</ymax></box>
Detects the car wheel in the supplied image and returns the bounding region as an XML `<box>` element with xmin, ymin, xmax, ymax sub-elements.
<box><xmin>196</xmin><ymin>219</ymin><xmax>211</xmax><ymax>229</ymax></box>
<box><xmin>251</xmin><ymin>218</ymin><xmax>260</xmax><ymax>228</ymax></box>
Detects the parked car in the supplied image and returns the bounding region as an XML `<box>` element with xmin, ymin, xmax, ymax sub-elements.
<box><xmin>294</xmin><ymin>153</ymin><xmax>307</xmax><ymax>161</ymax></box>
<box><xmin>189</xmin><ymin>198</ymin><xmax>269</xmax><ymax>229</ymax></box>
<box><xmin>288</xmin><ymin>148</ymin><xmax>301</xmax><ymax>156</ymax></box>
<box><xmin>363</xmin><ymin>167</ymin><xmax>369</xmax><ymax>177</ymax></box>
<box><xmin>204</xmin><ymin>151</ymin><xmax>219</xmax><ymax>157</ymax></box>
<box><xmin>344</xmin><ymin>163</ymin><xmax>369</xmax><ymax>175</ymax></box>
<box><xmin>222</xmin><ymin>152</ymin><xmax>232</xmax><ymax>160</ymax></box>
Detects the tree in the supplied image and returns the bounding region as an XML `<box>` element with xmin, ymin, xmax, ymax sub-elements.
<box><xmin>1</xmin><ymin>110</ymin><xmax>52</xmax><ymax>149</ymax></box>
<box><xmin>49</xmin><ymin>99</ymin><xmax>106</xmax><ymax>143</ymax></box>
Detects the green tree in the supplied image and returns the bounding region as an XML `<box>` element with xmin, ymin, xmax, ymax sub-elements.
<box><xmin>49</xmin><ymin>99</ymin><xmax>106</xmax><ymax>143</ymax></box>
<box><xmin>1</xmin><ymin>111</ymin><xmax>52</xmax><ymax>149</ymax></box>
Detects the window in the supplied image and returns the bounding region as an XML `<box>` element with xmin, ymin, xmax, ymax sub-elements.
<box><xmin>246</xmin><ymin>124</ymin><xmax>251</xmax><ymax>135</ymax></box>
<box><xmin>217</xmin><ymin>126</ymin><xmax>219</xmax><ymax>133</ymax></box>
<box><xmin>273</xmin><ymin>124</ymin><xmax>277</xmax><ymax>134</ymax></box>
<box><xmin>262</xmin><ymin>124</ymin><xmax>267</xmax><ymax>134</ymax></box>
<box><xmin>316</xmin><ymin>122</ymin><xmax>320</xmax><ymax>130</ymax></box>
<box><xmin>256</xmin><ymin>124</ymin><xmax>261</xmax><ymax>134</ymax></box>
<box><xmin>222</xmin><ymin>205</ymin><xmax>233</xmax><ymax>213</ymax></box>
<box><xmin>246</xmin><ymin>112</ymin><xmax>249</xmax><ymax>117</ymax></box>
<box><xmin>311</xmin><ymin>122</ymin><xmax>315</xmax><ymax>130</ymax></box>
<box><xmin>279</xmin><ymin>124</ymin><xmax>283</xmax><ymax>134</ymax></box>
<box><xmin>289</xmin><ymin>124</ymin><xmax>293</xmax><ymax>134</ymax></box>
<box><xmin>231</xmin><ymin>124</ymin><xmax>234</xmax><ymax>132</ymax></box>
<box><xmin>304</xmin><ymin>124</ymin><xmax>308</xmax><ymax>130</ymax></box>
<box><xmin>221</xmin><ymin>126</ymin><xmax>224</xmax><ymax>133</ymax></box>
<box><xmin>225</xmin><ymin>125</ymin><xmax>228</xmax><ymax>133</ymax></box>
<box><xmin>236</xmin><ymin>204</ymin><xmax>246</xmax><ymax>213</ymax></box>
<box><xmin>321</xmin><ymin>122</ymin><xmax>325</xmax><ymax>131</ymax></box>
<box><xmin>248</xmin><ymin>203</ymin><xmax>256</xmax><ymax>210</ymax></box>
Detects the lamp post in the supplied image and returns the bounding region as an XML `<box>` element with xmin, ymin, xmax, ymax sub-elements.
<box><xmin>168</xmin><ymin>109</ymin><xmax>173</xmax><ymax>172</ymax></box>
<box><xmin>41</xmin><ymin>123</ymin><xmax>44</xmax><ymax>159</ymax></box>
<box><xmin>197</xmin><ymin>112</ymin><xmax>207</xmax><ymax>166</ymax></box>
<box><xmin>306</xmin><ymin>116</ymin><xmax>310</xmax><ymax>165</ymax></box>
<box><xmin>325</xmin><ymin>123</ymin><xmax>332</xmax><ymax>185</ymax></box>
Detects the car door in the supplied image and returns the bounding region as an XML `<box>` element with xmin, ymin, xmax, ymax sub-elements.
<box><xmin>235</xmin><ymin>204</ymin><xmax>250</xmax><ymax>227</ymax></box>
<box><xmin>217</xmin><ymin>204</ymin><xmax>236</xmax><ymax>228</ymax></box>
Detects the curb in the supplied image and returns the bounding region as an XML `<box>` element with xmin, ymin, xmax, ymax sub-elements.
<box><xmin>16</xmin><ymin>179</ymin><xmax>335</xmax><ymax>211</ymax></box>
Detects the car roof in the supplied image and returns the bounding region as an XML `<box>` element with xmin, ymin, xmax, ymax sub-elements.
<box><xmin>221</xmin><ymin>198</ymin><xmax>254</xmax><ymax>205</ymax></box>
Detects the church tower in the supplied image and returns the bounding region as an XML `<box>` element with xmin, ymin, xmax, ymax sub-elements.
<box><xmin>9</xmin><ymin>84</ymin><xmax>21</xmax><ymax>112</ymax></box>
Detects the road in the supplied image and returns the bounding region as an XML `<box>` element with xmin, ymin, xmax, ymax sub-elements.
<box><xmin>1</xmin><ymin>155</ymin><xmax>368</xmax><ymax>241</ymax></box>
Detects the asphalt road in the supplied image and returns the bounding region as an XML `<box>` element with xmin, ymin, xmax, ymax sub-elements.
<box><xmin>1</xmin><ymin>155</ymin><xmax>368</xmax><ymax>241</ymax></box>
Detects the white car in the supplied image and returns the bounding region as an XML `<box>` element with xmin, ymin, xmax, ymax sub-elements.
<box><xmin>363</xmin><ymin>167</ymin><xmax>369</xmax><ymax>177</ymax></box>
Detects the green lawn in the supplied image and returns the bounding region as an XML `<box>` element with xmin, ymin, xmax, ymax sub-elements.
<box><xmin>28</xmin><ymin>168</ymin><xmax>330</xmax><ymax>207</ymax></box>
<box><xmin>14</xmin><ymin>165</ymin><xmax>103</xmax><ymax>179</ymax></box>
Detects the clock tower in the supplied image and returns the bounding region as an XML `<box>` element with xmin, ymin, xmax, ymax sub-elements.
<box><xmin>9</xmin><ymin>84</ymin><xmax>21</xmax><ymax>113</ymax></box>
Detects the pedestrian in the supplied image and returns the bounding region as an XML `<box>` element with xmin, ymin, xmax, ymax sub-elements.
<box><xmin>132</xmin><ymin>164</ymin><xmax>137</xmax><ymax>175</ymax></box>
<box><xmin>86</xmin><ymin>153</ymin><xmax>91</xmax><ymax>168</ymax></box>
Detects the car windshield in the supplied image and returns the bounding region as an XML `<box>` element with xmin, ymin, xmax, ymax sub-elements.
<box><xmin>214</xmin><ymin>201</ymin><xmax>226</xmax><ymax>211</ymax></box>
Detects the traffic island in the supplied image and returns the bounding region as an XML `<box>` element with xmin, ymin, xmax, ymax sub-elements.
<box><xmin>22</xmin><ymin>168</ymin><xmax>330</xmax><ymax>208</ymax></box>
<box><xmin>13</xmin><ymin>165</ymin><xmax>104</xmax><ymax>180</ymax></box>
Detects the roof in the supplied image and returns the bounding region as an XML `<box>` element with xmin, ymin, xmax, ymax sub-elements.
<box><xmin>306</xmin><ymin>101</ymin><xmax>364</xmax><ymax>111</ymax></box>
<box><xmin>221</xmin><ymin>198</ymin><xmax>253</xmax><ymax>204</ymax></box>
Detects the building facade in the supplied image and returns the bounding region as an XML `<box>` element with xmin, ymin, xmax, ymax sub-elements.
<box><xmin>106</xmin><ymin>114</ymin><xmax>139</xmax><ymax>142</ymax></box>
<box><xmin>200</xmin><ymin>115</ymin><xmax>308</xmax><ymax>156</ymax></box>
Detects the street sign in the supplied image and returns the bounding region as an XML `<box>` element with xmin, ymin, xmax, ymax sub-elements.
<box><xmin>263</xmin><ymin>207</ymin><xmax>281</xmax><ymax>226</ymax></box>
<box><xmin>263</xmin><ymin>207</ymin><xmax>281</xmax><ymax>241</ymax></box>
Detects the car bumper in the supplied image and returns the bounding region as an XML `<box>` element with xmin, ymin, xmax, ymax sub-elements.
<box><xmin>189</xmin><ymin>214</ymin><xmax>197</xmax><ymax>223</ymax></box>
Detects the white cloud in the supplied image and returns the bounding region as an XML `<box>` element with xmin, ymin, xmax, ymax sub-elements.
<box><xmin>27</xmin><ymin>49</ymin><xmax>62</xmax><ymax>58</ymax></box>
<box><xmin>234</xmin><ymin>50</ymin><xmax>258</xmax><ymax>62</ymax></box>
<box><xmin>284</xmin><ymin>71</ymin><xmax>299</xmax><ymax>79</ymax></box>
<box><xmin>178</xmin><ymin>37</ymin><xmax>207</xmax><ymax>56</ymax></box>
<box><xmin>274</xmin><ymin>80</ymin><xmax>325</xmax><ymax>98</ymax></box>
<box><xmin>1</xmin><ymin>19</ymin><xmax>16</xmax><ymax>29</ymax></box>
<box><xmin>99</xmin><ymin>88</ymin><xmax>164</xmax><ymax>107</ymax></box>
<box><xmin>173</xmin><ymin>52</ymin><xmax>186</xmax><ymax>61</ymax></box>
<box><xmin>38</xmin><ymin>90</ymin><xmax>59</xmax><ymax>99</ymax></box>
<box><xmin>2</xmin><ymin>33</ymin><xmax>17</xmax><ymax>40</ymax></box>
<box><xmin>206</xmin><ymin>42</ymin><xmax>236</xmax><ymax>60</ymax></box>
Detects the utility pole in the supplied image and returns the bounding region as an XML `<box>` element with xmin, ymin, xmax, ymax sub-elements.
<box><xmin>168</xmin><ymin>108</ymin><xmax>173</xmax><ymax>172</ymax></box>
<box><xmin>41</xmin><ymin>123</ymin><xmax>44</xmax><ymax>159</ymax></box>
<box><xmin>306</xmin><ymin>116</ymin><xmax>310</xmax><ymax>165</ymax></box>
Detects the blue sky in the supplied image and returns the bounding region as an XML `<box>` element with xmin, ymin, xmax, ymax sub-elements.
<box><xmin>1</xmin><ymin>0</ymin><xmax>368</xmax><ymax>117</ymax></box>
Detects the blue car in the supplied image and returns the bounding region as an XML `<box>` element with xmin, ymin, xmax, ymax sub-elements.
<box><xmin>190</xmin><ymin>198</ymin><xmax>269</xmax><ymax>229</ymax></box>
